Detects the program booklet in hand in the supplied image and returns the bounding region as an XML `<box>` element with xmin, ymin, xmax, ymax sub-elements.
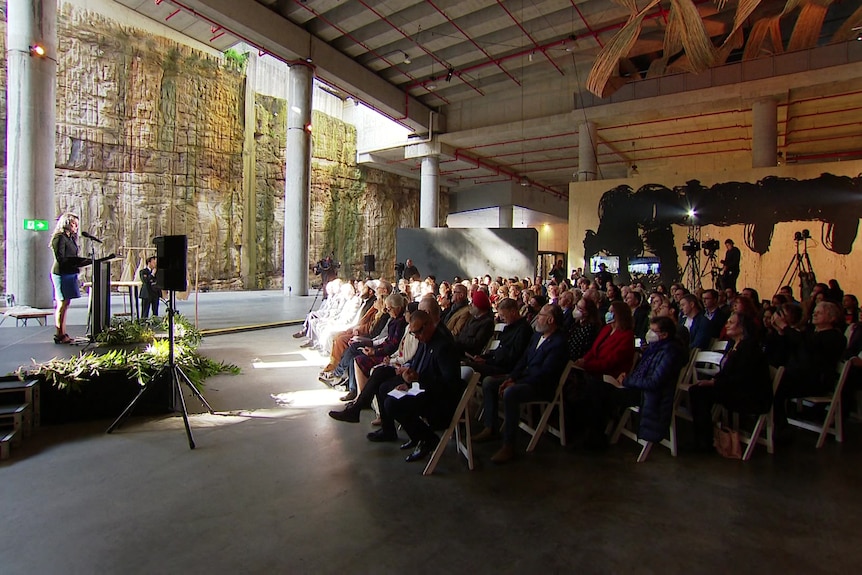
<box><xmin>387</xmin><ymin>382</ymin><xmax>426</xmax><ymax>399</ymax></box>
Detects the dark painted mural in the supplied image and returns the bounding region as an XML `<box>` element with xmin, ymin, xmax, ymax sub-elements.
<box><xmin>584</xmin><ymin>173</ymin><xmax>862</xmax><ymax>286</ymax></box>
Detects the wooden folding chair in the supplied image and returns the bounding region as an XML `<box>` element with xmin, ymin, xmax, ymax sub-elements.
<box><xmin>520</xmin><ymin>361</ymin><xmax>576</xmax><ymax>453</ymax></box>
<box><xmin>732</xmin><ymin>366</ymin><xmax>785</xmax><ymax>460</ymax></box>
<box><xmin>423</xmin><ymin>372</ymin><xmax>481</xmax><ymax>476</ymax></box>
<box><xmin>611</xmin><ymin>350</ymin><xmax>697</xmax><ymax>462</ymax></box>
<box><xmin>787</xmin><ymin>361</ymin><xmax>852</xmax><ymax>448</ymax></box>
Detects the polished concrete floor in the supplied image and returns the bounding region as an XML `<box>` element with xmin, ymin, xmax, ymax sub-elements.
<box><xmin>1</xmin><ymin>290</ymin><xmax>861</xmax><ymax>574</ymax></box>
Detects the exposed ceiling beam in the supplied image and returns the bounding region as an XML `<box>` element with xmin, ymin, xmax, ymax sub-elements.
<box><xmin>168</xmin><ymin>0</ymin><xmax>434</xmax><ymax>132</ymax></box>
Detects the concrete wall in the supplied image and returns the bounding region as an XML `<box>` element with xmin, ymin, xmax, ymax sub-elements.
<box><xmin>568</xmin><ymin>161</ymin><xmax>862</xmax><ymax>297</ymax></box>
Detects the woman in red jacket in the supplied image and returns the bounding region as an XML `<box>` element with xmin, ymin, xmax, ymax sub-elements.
<box><xmin>575</xmin><ymin>301</ymin><xmax>636</xmax><ymax>378</ymax></box>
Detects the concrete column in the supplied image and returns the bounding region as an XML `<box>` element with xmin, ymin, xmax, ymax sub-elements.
<box><xmin>241</xmin><ymin>52</ymin><xmax>258</xmax><ymax>289</ymax></box>
<box><xmin>420</xmin><ymin>155</ymin><xmax>439</xmax><ymax>228</ymax></box>
<box><xmin>498</xmin><ymin>204</ymin><xmax>514</xmax><ymax>228</ymax></box>
<box><xmin>577</xmin><ymin>121</ymin><xmax>598</xmax><ymax>181</ymax></box>
<box><xmin>5</xmin><ymin>0</ymin><xmax>57</xmax><ymax>308</ymax></box>
<box><xmin>752</xmin><ymin>98</ymin><xmax>778</xmax><ymax>168</ymax></box>
<box><xmin>283</xmin><ymin>63</ymin><xmax>313</xmax><ymax>296</ymax></box>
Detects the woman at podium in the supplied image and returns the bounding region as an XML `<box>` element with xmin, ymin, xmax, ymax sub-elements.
<box><xmin>50</xmin><ymin>212</ymin><xmax>91</xmax><ymax>343</ymax></box>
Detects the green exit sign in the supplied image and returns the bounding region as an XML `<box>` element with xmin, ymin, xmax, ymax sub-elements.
<box><xmin>23</xmin><ymin>219</ymin><xmax>50</xmax><ymax>231</ymax></box>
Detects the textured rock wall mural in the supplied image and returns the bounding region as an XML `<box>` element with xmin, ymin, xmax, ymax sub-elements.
<box><xmin>0</xmin><ymin>3</ymin><xmax>427</xmax><ymax>291</ymax></box>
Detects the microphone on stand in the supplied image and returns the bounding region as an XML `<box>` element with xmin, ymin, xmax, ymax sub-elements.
<box><xmin>81</xmin><ymin>231</ymin><xmax>103</xmax><ymax>243</ymax></box>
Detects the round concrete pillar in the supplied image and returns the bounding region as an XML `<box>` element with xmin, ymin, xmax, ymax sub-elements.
<box><xmin>578</xmin><ymin>121</ymin><xmax>598</xmax><ymax>181</ymax></box>
<box><xmin>283</xmin><ymin>63</ymin><xmax>313</xmax><ymax>296</ymax></box>
<box><xmin>752</xmin><ymin>98</ymin><xmax>778</xmax><ymax>168</ymax></box>
<box><xmin>498</xmin><ymin>205</ymin><xmax>514</xmax><ymax>228</ymax></box>
<box><xmin>5</xmin><ymin>0</ymin><xmax>57</xmax><ymax>307</ymax></box>
<box><xmin>420</xmin><ymin>156</ymin><xmax>439</xmax><ymax>228</ymax></box>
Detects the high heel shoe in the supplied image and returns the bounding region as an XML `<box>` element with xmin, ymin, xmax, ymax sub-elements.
<box><xmin>53</xmin><ymin>334</ymin><xmax>72</xmax><ymax>344</ymax></box>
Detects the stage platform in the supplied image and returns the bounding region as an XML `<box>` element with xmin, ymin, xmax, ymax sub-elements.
<box><xmin>0</xmin><ymin>289</ymin><xmax>318</xmax><ymax>376</ymax></box>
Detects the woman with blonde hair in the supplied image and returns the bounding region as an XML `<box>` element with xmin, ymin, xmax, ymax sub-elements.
<box><xmin>50</xmin><ymin>212</ymin><xmax>91</xmax><ymax>343</ymax></box>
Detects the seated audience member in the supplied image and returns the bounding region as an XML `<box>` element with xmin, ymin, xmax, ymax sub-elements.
<box><xmin>843</xmin><ymin>294</ymin><xmax>859</xmax><ymax>325</ymax></box>
<box><xmin>701</xmin><ymin>289</ymin><xmax>728</xmax><ymax>339</ymax></box>
<box><xmin>654</xmin><ymin>296</ymin><xmax>690</xmax><ymax>348</ymax></box>
<box><xmin>558</xmin><ymin>289</ymin><xmax>576</xmax><ymax>331</ymax></box>
<box><xmin>778</xmin><ymin>285</ymin><xmax>798</xmax><ymax>304</ymax></box>
<box><xmin>329</xmin><ymin>303</ymin><xmax>420</xmax><ymax>423</ymax></box>
<box><xmin>567</xmin><ymin>297</ymin><xmax>602</xmax><ymax>360</ymax></box>
<box><xmin>771</xmin><ymin>293</ymin><xmax>791</xmax><ymax>310</ymax></box>
<box><xmin>689</xmin><ymin>312</ymin><xmax>773</xmax><ymax>451</ymax></box>
<box><xmin>672</xmin><ymin>285</ymin><xmax>689</xmax><ymax>304</ymax></box>
<box><xmin>369</xmin><ymin>308</ymin><xmax>463</xmax><ymax>463</ymax></box>
<box><xmin>574</xmin><ymin>301</ymin><xmax>636</xmax><ymax>379</ymax></box>
<box><xmin>293</xmin><ymin>279</ymin><xmax>343</xmax><ymax>339</ymax></box>
<box><xmin>827</xmin><ymin>279</ymin><xmax>844</xmax><ymax>304</ymax></box>
<box><xmin>463</xmin><ymin>298</ymin><xmax>533</xmax><ymax>378</ymax></box>
<box><xmin>719</xmin><ymin>296</ymin><xmax>761</xmax><ymax>340</ymax></box>
<box><xmin>320</xmin><ymin>281</ymin><xmax>391</xmax><ymax>376</ymax></box>
<box><xmin>771</xmin><ymin>301</ymin><xmax>846</xmax><ymax>429</ymax></box>
<box><xmin>680</xmin><ymin>294</ymin><xmax>712</xmax><ymax>350</ymax></box>
<box><xmin>454</xmin><ymin>290</ymin><xmax>496</xmax><ymax>357</ymax></box>
<box><xmin>443</xmin><ymin>283</ymin><xmax>471</xmax><ymax>335</ymax></box>
<box><xmin>340</xmin><ymin>293</ymin><xmax>408</xmax><ymax>402</ymax></box>
<box><xmin>625</xmin><ymin>289</ymin><xmax>650</xmax><ymax>341</ymax></box>
<box><xmin>606</xmin><ymin>284</ymin><xmax>622</xmax><ymax>303</ymax></box>
<box><xmin>473</xmin><ymin>304</ymin><xmax>569</xmax><ymax>464</ymax></box>
<box><xmin>582</xmin><ymin>316</ymin><xmax>687</xmax><ymax>450</ymax></box>
<box><xmin>742</xmin><ymin>288</ymin><xmax>762</xmax><ymax>311</ymax></box>
<box><xmin>764</xmin><ymin>303</ymin><xmax>802</xmax><ymax>366</ymax></box>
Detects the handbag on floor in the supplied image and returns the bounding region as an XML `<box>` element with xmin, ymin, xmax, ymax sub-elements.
<box><xmin>714</xmin><ymin>425</ymin><xmax>742</xmax><ymax>459</ymax></box>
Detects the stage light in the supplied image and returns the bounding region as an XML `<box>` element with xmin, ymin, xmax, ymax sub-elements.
<box><xmin>687</xmin><ymin>209</ymin><xmax>697</xmax><ymax>218</ymax></box>
<box><xmin>446</xmin><ymin>68</ymin><xmax>454</xmax><ymax>83</ymax></box>
<box><xmin>29</xmin><ymin>44</ymin><xmax>46</xmax><ymax>57</ymax></box>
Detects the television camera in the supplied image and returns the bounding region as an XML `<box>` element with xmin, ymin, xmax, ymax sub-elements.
<box><xmin>702</xmin><ymin>239</ymin><xmax>721</xmax><ymax>256</ymax></box>
<box><xmin>794</xmin><ymin>229</ymin><xmax>811</xmax><ymax>242</ymax></box>
<box><xmin>312</xmin><ymin>255</ymin><xmax>340</xmax><ymax>276</ymax></box>
<box><xmin>682</xmin><ymin>237</ymin><xmax>701</xmax><ymax>256</ymax></box>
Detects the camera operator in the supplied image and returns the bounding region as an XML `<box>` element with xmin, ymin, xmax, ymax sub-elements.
<box><xmin>402</xmin><ymin>258</ymin><xmax>420</xmax><ymax>281</ymax></box>
<box><xmin>313</xmin><ymin>254</ymin><xmax>339</xmax><ymax>299</ymax></box>
<box><xmin>720</xmin><ymin>239</ymin><xmax>741</xmax><ymax>291</ymax></box>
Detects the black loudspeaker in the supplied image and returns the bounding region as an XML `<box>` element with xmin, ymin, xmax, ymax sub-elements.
<box><xmin>153</xmin><ymin>235</ymin><xmax>188</xmax><ymax>291</ymax></box>
<box><xmin>363</xmin><ymin>254</ymin><xmax>375</xmax><ymax>273</ymax></box>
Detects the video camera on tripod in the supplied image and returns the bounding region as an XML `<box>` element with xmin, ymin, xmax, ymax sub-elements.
<box><xmin>312</xmin><ymin>255</ymin><xmax>340</xmax><ymax>276</ymax></box>
<box><xmin>794</xmin><ymin>229</ymin><xmax>812</xmax><ymax>242</ymax></box>
<box><xmin>682</xmin><ymin>237</ymin><xmax>701</xmax><ymax>256</ymax></box>
<box><xmin>702</xmin><ymin>239</ymin><xmax>721</xmax><ymax>257</ymax></box>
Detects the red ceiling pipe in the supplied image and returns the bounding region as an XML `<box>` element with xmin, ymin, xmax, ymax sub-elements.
<box><xmin>571</xmin><ymin>0</ymin><xmax>603</xmax><ymax>49</ymax></box>
<box><xmin>495</xmin><ymin>0</ymin><xmax>564</xmax><ymax>76</ymax></box>
<box><xmin>353</xmin><ymin>0</ymin><xmax>485</xmax><ymax>96</ymax></box>
<box><xmin>425</xmin><ymin>0</ymin><xmax>521</xmax><ymax>86</ymax></box>
<box><xmin>786</xmin><ymin>150</ymin><xmax>862</xmax><ymax>162</ymax></box>
<box><xmin>452</xmin><ymin>150</ymin><xmax>567</xmax><ymax>198</ymax></box>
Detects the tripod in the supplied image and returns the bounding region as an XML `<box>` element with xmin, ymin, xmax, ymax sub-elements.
<box><xmin>776</xmin><ymin>237</ymin><xmax>816</xmax><ymax>301</ymax></box>
<box><xmin>700</xmin><ymin>251</ymin><xmax>721</xmax><ymax>289</ymax></box>
<box><xmin>107</xmin><ymin>291</ymin><xmax>214</xmax><ymax>449</ymax></box>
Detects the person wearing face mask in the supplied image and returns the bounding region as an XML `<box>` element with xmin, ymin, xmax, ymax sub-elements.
<box><xmin>574</xmin><ymin>301</ymin><xmax>636</xmax><ymax>379</ymax></box>
<box><xmin>567</xmin><ymin>297</ymin><xmax>602</xmax><ymax>361</ymax></box>
<box><xmin>582</xmin><ymin>316</ymin><xmax>687</xmax><ymax>450</ymax></box>
<box><xmin>473</xmin><ymin>304</ymin><xmax>569</xmax><ymax>463</ymax></box>
<box><xmin>453</xmin><ymin>289</ymin><xmax>496</xmax><ymax>357</ymax></box>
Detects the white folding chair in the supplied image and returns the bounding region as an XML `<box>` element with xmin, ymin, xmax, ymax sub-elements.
<box><xmin>733</xmin><ymin>366</ymin><xmax>785</xmax><ymax>460</ymax></box>
<box><xmin>482</xmin><ymin>322</ymin><xmax>506</xmax><ymax>354</ymax></box>
<box><xmin>611</xmin><ymin>350</ymin><xmax>697</xmax><ymax>462</ymax></box>
<box><xmin>675</xmin><ymin>349</ymin><xmax>720</xmax><ymax>422</ymax></box>
<box><xmin>787</xmin><ymin>361</ymin><xmax>852</xmax><ymax>448</ymax></box>
<box><xmin>520</xmin><ymin>361</ymin><xmax>576</xmax><ymax>452</ymax></box>
<box><xmin>423</xmin><ymin>372</ymin><xmax>481</xmax><ymax>476</ymax></box>
<box><xmin>709</xmin><ymin>339</ymin><xmax>729</xmax><ymax>353</ymax></box>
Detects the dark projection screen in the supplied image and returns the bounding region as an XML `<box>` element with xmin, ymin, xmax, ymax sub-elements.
<box><xmin>396</xmin><ymin>228</ymin><xmax>539</xmax><ymax>281</ymax></box>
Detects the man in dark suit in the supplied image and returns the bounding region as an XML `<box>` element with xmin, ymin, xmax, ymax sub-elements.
<box><xmin>720</xmin><ymin>239</ymin><xmax>741</xmax><ymax>291</ymax></box>
<box><xmin>367</xmin><ymin>306</ymin><xmax>462</xmax><ymax>463</ymax></box>
<box><xmin>463</xmin><ymin>298</ymin><xmax>533</xmax><ymax>377</ymax></box>
<box><xmin>139</xmin><ymin>256</ymin><xmax>160</xmax><ymax>318</ymax></box>
<box><xmin>680</xmin><ymin>294</ymin><xmax>712</xmax><ymax>350</ymax></box>
<box><xmin>474</xmin><ymin>304</ymin><xmax>569</xmax><ymax>463</ymax></box>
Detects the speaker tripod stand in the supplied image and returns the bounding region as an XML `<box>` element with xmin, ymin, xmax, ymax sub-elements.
<box><xmin>106</xmin><ymin>291</ymin><xmax>214</xmax><ymax>449</ymax></box>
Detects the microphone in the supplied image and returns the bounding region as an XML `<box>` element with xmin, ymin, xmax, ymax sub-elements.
<box><xmin>81</xmin><ymin>231</ymin><xmax>103</xmax><ymax>243</ymax></box>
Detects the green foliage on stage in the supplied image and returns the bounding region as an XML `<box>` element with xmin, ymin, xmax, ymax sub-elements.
<box><xmin>17</xmin><ymin>316</ymin><xmax>239</xmax><ymax>393</ymax></box>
